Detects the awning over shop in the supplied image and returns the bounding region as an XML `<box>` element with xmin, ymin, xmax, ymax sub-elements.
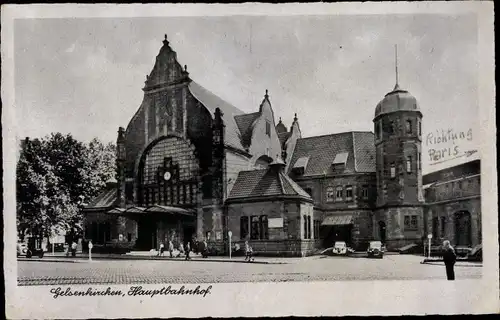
<box><xmin>145</xmin><ymin>205</ymin><xmax>195</xmax><ymax>217</ymax></box>
<box><xmin>321</xmin><ymin>215</ymin><xmax>354</xmax><ymax>226</ymax></box>
<box><xmin>107</xmin><ymin>208</ymin><xmax>125</xmax><ymax>215</ymax></box>
<box><xmin>107</xmin><ymin>205</ymin><xmax>195</xmax><ymax>217</ymax></box>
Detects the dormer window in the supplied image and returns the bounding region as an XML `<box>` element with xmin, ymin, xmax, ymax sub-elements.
<box><xmin>332</xmin><ymin>152</ymin><xmax>348</xmax><ymax>172</ymax></box>
<box><xmin>292</xmin><ymin>156</ymin><xmax>309</xmax><ymax>175</ymax></box>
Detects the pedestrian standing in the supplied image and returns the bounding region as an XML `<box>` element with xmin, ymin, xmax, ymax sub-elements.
<box><xmin>442</xmin><ymin>240</ymin><xmax>457</xmax><ymax>280</ymax></box>
<box><xmin>169</xmin><ymin>240</ymin><xmax>174</xmax><ymax>258</ymax></box>
<box><xmin>185</xmin><ymin>241</ymin><xmax>191</xmax><ymax>260</ymax></box>
<box><xmin>158</xmin><ymin>243</ymin><xmax>165</xmax><ymax>257</ymax></box>
<box><xmin>179</xmin><ymin>243</ymin><xmax>185</xmax><ymax>257</ymax></box>
<box><xmin>71</xmin><ymin>241</ymin><xmax>77</xmax><ymax>257</ymax></box>
<box><xmin>244</xmin><ymin>241</ymin><xmax>251</xmax><ymax>262</ymax></box>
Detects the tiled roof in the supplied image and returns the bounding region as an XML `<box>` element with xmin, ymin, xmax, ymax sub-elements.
<box><xmin>188</xmin><ymin>81</ymin><xmax>246</xmax><ymax>152</ymax></box>
<box><xmin>288</xmin><ymin>131</ymin><xmax>375</xmax><ymax>176</ymax></box>
<box><xmin>234</xmin><ymin>112</ymin><xmax>261</xmax><ymax>148</ymax></box>
<box><xmin>227</xmin><ymin>166</ymin><xmax>312</xmax><ymax>201</ymax></box>
<box><xmin>85</xmin><ymin>186</ymin><xmax>116</xmax><ymax>210</ymax></box>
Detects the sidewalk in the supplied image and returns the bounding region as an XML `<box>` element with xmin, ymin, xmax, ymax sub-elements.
<box><xmin>420</xmin><ymin>258</ymin><xmax>482</xmax><ymax>267</ymax></box>
<box><xmin>19</xmin><ymin>252</ymin><xmax>295</xmax><ymax>264</ymax></box>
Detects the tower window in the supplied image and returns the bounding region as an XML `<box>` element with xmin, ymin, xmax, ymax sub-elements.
<box><xmin>266</xmin><ymin>121</ymin><xmax>271</xmax><ymax>137</ymax></box>
<box><xmin>362</xmin><ymin>185</ymin><xmax>369</xmax><ymax>200</ymax></box>
<box><xmin>375</xmin><ymin>122</ymin><xmax>381</xmax><ymax>139</ymax></box>
<box><xmin>418</xmin><ymin>120</ymin><xmax>422</xmax><ymax>136</ymax></box>
<box><xmin>390</xmin><ymin>163</ymin><xmax>396</xmax><ymax>178</ymax></box>
<box><xmin>406</xmin><ymin>157</ymin><xmax>412</xmax><ymax>173</ymax></box>
<box><xmin>387</xmin><ymin>121</ymin><xmax>395</xmax><ymax>135</ymax></box>
<box><xmin>418</xmin><ymin>152</ymin><xmax>421</xmax><ymax>170</ymax></box>
<box><xmin>406</xmin><ymin>120</ymin><xmax>412</xmax><ymax>134</ymax></box>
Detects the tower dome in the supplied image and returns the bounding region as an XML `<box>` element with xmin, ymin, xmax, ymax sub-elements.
<box><xmin>374</xmin><ymin>83</ymin><xmax>420</xmax><ymax>119</ymax></box>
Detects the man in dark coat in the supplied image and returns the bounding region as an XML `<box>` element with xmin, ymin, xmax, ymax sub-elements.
<box><xmin>442</xmin><ymin>240</ymin><xmax>457</xmax><ymax>280</ymax></box>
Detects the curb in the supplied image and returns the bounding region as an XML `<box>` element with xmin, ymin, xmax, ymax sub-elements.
<box><xmin>18</xmin><ymin>256</ymin><xmax>282</xmax><ymax>265</ymax></box>
<box><xmin>420</xmin><ymin>260</ymin><xmax>483</xmax><ymax>267</ymax></box>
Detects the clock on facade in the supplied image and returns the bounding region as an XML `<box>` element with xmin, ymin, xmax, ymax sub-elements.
<box><xmin>163</xmin><ymin>172</ymin><xmax>171</xmax><ymax>181</ymax></box>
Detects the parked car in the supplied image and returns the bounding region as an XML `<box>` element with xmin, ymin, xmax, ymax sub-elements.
<box><xmin>332</xmin><ymin>241</ymin><xmax>348</xmax><ymax>256</ymax></box>
<box><xmin>17</xmin><ymin>242</ymin><xmax>44</xmax><ymax>258</ymax></box>
<box><xmin>367</xmin><ymin>241</ymin><xmax>384</xmax><ymax>259</ymax></box>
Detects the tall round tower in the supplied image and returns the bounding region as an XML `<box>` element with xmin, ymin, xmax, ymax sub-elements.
<box><xmin>373</xmin><ymin>69</ymin><xmax>424</xmax><ymax>250</ymax></box>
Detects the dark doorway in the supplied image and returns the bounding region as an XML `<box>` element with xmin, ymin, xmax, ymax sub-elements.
<box><xmin>183</xmin><ymin>226</ymin><xmax>195</xmax><ymax>245</ymax></box>
<box><xmin>378</xmin><ymin>221</ymin><xmax>386</xmax><ymax>244</ymax></box>
<box><xmin>321</xmin><ymin>225</ymin><xmax>353</xmax><ymax>247</ymax></box>
<box><xmin>136</xmin><ymin>218</ymin><xmax>157</xmax><ymax>250</ymax></box>
<box><xmin>454</xmin><ymin>211</ymin><xmax>472</xmax><ymax>246</ymax></box>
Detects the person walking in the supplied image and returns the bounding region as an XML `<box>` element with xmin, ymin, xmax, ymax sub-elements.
<box><xmin>158</xmin><ymin>243</ymin><xmax>165</xmax><ymax>257</ymax></box>
<box><xmin>168</xmin><ymin>240</ymin><xmax>174</xmax><ymax>258</ymax></box>
<box><xmin>244</xmin><ymin>241</ymin><xmax>252</xmax><ymax>262</ymax></box>
<box><xmin>185</xmin><ymin>241</ymin><xmax>191</xmax><ymax>260</ymax></box>
<box><xmin>442</xmin><ymin>240</ymin><xmax>457</xmax><ymax>280</ymax></box>
<box><xmin>179</xmin><ymin>243</ymin><xmax>185</xmax><ymax>257</ymax></box>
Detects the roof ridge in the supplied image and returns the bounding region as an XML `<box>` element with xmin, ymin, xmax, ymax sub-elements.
<box><xmin>352</xmin><ymin>132</ymin><xmax>358</xmax><ymax>172</ymax></box>
<box><xmin>298</xmin><ymin>131</ymin><xmax>373</xmax><ymax>141</ymax></box>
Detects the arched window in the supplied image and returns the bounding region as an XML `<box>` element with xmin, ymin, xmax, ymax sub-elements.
<box><xmin>307</xmin><ymin>216</ymin><xmax>312</xmax><ymax>239</ymax></box>
<box><xmin>326</xmin><ymin>186</ymin><xmax>334</xmax><ymax>202</ymax></box>
<box><xmin>303</xmin><ymin>215</ymin><xmax>308</xmax><ymax>239</ymax></box>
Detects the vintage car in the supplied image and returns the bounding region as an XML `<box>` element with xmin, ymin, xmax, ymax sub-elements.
<box><xmin>17</xmin><ymin>242</ymin><xmax>44</xmax><ymax>258</ymax></box>
<box><xmin>332</xmin><ymin>241</ymin><xmax>348</xmax><ymax>256</ymax></box>
<box><xmin>367</xmin><ymin>241</ymin><xmax>384</xmax><ymax>259</ymax></box>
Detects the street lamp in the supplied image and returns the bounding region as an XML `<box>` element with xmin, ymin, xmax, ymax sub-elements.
<box><xmin>228</xmin><ymin>231</ymin><xmax>233</xmax><ymax>259</ymax></box>
<box><xmin>427</xmin><ymin>234</ymin><xmax>432</xmax><ymax>259</ymax></box>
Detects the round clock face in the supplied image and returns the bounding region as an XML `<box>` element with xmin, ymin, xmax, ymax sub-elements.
<box><xmin>163</xmin><ymin>172</ymin><xmax>171</xmax><ymax>181</ymax></box>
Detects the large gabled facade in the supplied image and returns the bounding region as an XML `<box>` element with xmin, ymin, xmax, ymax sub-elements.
<box><xmin>82</xmin><ymin>35</ymin><xmax>479</xmax><ymax>256</ymax></box>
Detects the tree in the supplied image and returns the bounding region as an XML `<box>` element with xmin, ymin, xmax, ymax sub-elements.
<box><xmin>16</xmin><ymin>133</ymin><xmax>116</xmax><ymax>242</ymax></box>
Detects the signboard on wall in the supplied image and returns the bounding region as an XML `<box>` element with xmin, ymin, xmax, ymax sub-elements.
<box><xmin>216</xmin><ymin>232</ymin><xmax>222</xmax><ymax>240</ymax></box>
<box><xmin>268</xmin><ymin>218</ymin><xmax>284</xmax><ymax>228</ymax></box>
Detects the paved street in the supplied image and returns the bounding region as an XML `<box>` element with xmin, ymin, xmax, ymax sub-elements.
<box><xmin>17</xmin><ymin>255</ymin><xmax>481</xmax><ymax>286</ymax></box>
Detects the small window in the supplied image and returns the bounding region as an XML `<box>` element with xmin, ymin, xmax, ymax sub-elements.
<box><xmin>266</xmin><ymin>121</ymin><xmax>271</xmax><ymax>137</ymax></box>
<box><xmin>390</xmin><ymin>163</ymin><xmax>396</xmax><ymax>178</ymax></box>
<box><xmin>404</xmin><ymin>216</ymin><xmax>411</xmax><ymax>230</ymax></box>
<box><xmin>240</xmin><ymin>216</ymin><xmax>249</xmax><ymax>240</ymax></box>
<box><xmin>326</xmin><ymin>187</ymin><xmax>334</xmax><ymax>202</ymax></box>
<box><xmin>375</xmin><ymin>122</ymin><xmax>381</xmax><ymax>139</ymax></box>
<box><xmin>418</xmin><ymin>152</ymin><xmax>421</xmax><ymax>170</ymax></box>
<box><xmin>418</xmin><ymin>120</ymin><xmax>422</xmax><ymax>136</ymax></box>
<box><xmin>440</xmin><ymin>216</ymin><xmax>446</xmax><ymax>237</ymax></box>
<box><xmin>345</xmin><ymin>185</ymin><xmax>353</xmax><ymax>201</ymax></box>
<box><xmin>388</xmin><ymin>121</ymin><xmax>395</xmax><ymax>135</ymax></box>
<box><xmin>303</xmin><ymin>215</ymin><xmax>308</xmax><ymax>239</ymax></box>
<box><xmin>410</xmin><ymin>215</ymin><xmax>418</xmax><ymax>230</ymax></box>
<box><xmin>307</xmin><ymin>216</ymin><xmax>312</xmax><ymax>239</ymax></box>
<box><xmin>362</xmin><ymin>185</ymin><xmax>369</xmax><ymax>200</ymax></box>
<box><xmin>406</xmin><ymin>157</ymin><xmax>412</xmax><ymax>173</ymax></box>
<box><xmin>335</xmin><ymin>186</ymin><xmax>343</xmax><ymax>202</ymax></box>
<box><xmin>406</xmin><ymin>120</ymin><xmax>412</xmax><ymax>134</ymax></box>
<box><xmin>259</xmin><ymin>216</ymin><xmax>268</xmax><ymax>240</ymax></box>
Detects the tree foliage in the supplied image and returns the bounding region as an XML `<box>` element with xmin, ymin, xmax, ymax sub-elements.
<box><xmin>16</xmin><ymin>133</ymin><xmax>116</xmax><ymax>239</ymax></box>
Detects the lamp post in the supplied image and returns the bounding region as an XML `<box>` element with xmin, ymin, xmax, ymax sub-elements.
<box><xmin>88</xmin><ymin>240</ymin><xmax>93</xmax><ymax>261</ymax></box>
<box><xmin>427</xmin><ymin>234</ymin><xmax>432</xmax><ymax>259</ymax></box>
<box><xmin>228</xmin><ymin>231</ymin><xmax>233</xmax><ymax>259</ymax></box>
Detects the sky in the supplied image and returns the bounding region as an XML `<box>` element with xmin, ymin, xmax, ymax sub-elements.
<box><xmin>13</xmin><ymin>14</ymin><xmax>479</xmax><ymax>174</ymax></box>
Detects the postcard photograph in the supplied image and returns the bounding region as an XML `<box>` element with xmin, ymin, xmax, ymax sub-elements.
<box><xmin>2</xmin><ymin>2</ymin><xmax>497</xmax><ymax>318</ymax></box>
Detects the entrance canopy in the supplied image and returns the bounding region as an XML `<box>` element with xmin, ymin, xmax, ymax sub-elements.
<box><xmin>106</xmin><ymin>205</ymin><xmax>195</xmax><ymax>217</ymax></box>
<box><xmin>322</xmin><ymin>215</ymin><xmax>354</xmax><ymax>226</ymax></box>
